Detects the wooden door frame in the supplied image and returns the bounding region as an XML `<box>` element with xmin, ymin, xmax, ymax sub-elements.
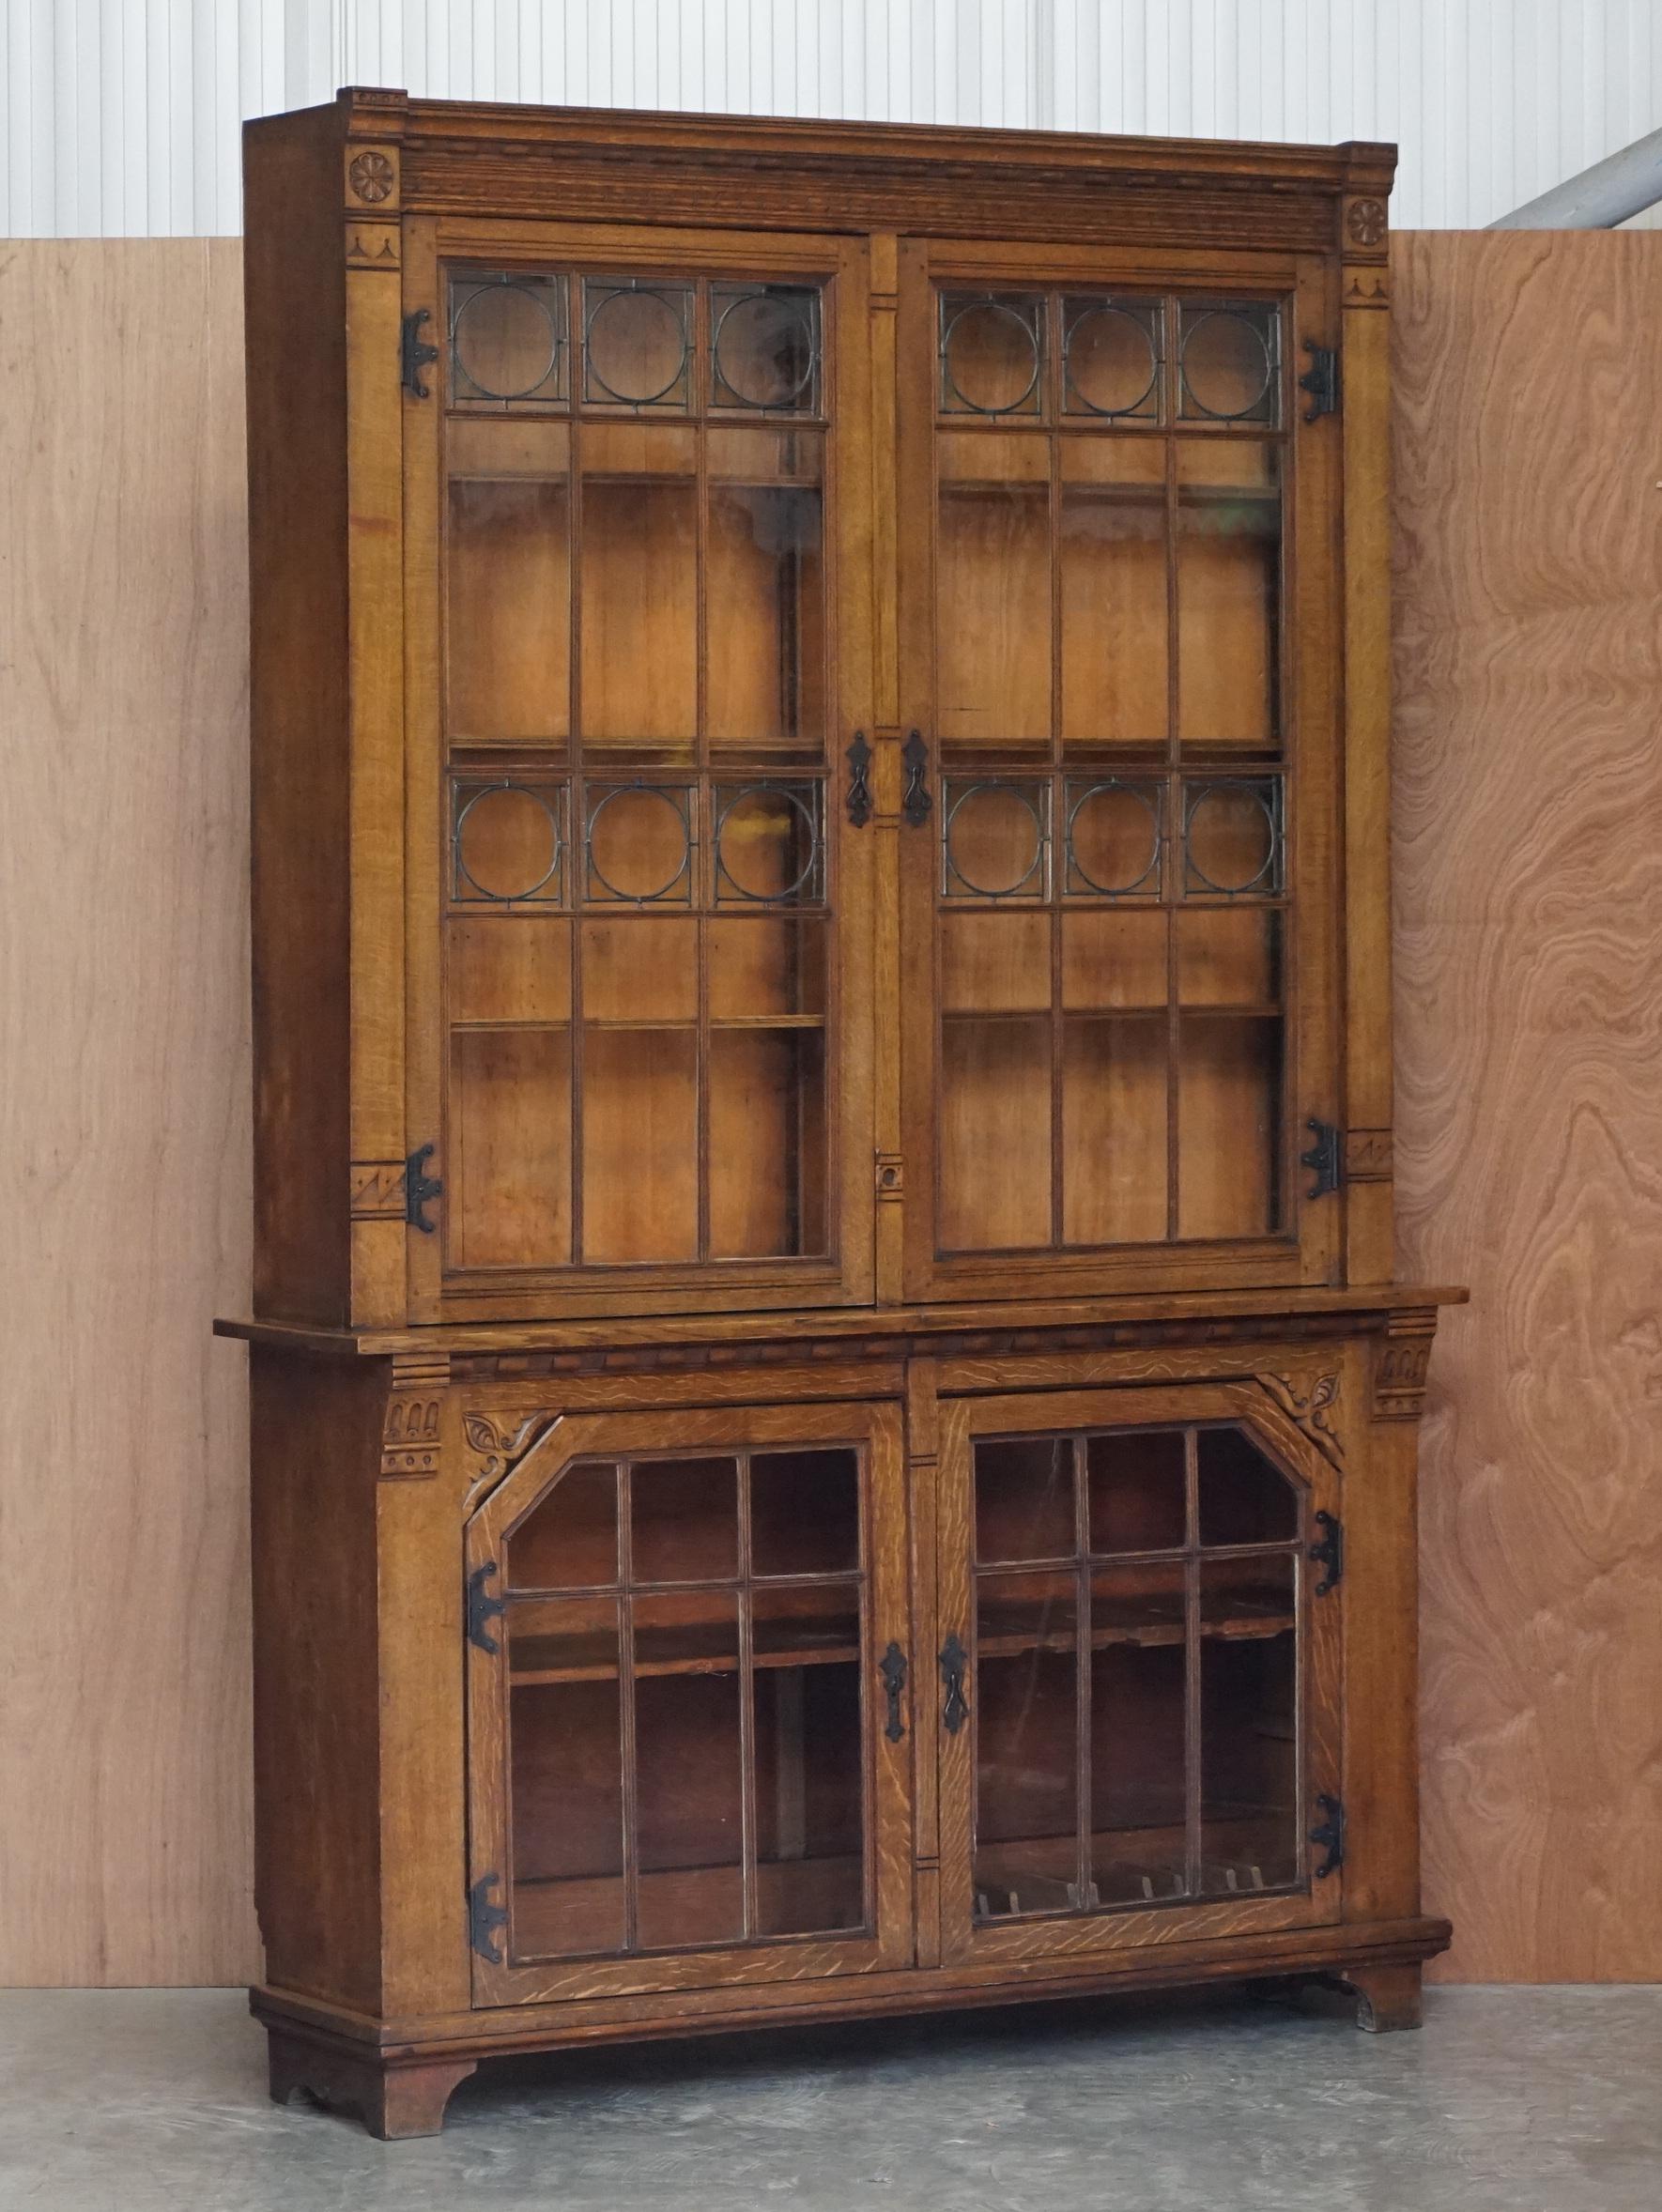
<box><xmin>931</xmin><ymin>1376</ymin><xmax>1344</xmax><ymax>1968</ymax></box>
<box><xmin>403</xmin><ymin>218</ymin><xmax>878</xmax><ymax>1325</ymax></box>
<box><xmin>465</xmin><ymin>1395</ymin><xmax>913</xmax><ymax>2006</ymax></box>
<box><xmin>895</xmin><ymin>238</ymin><xmax>1346</xmax><ymax>1305</ymax></box>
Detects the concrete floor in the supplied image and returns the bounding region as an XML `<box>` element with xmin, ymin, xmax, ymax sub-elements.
<box><xmin>0</xmin><ymin>1986</ymin><xmax>1657</xmax><ymax>2211</ymax></box>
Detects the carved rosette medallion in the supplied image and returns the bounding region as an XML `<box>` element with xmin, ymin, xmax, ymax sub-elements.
<box><xmin>1346</xmin><ymin>196</ymin><xmax>1388</xmax><ymax>248</ymax></box>
<box><xmin>1255</xmin><ymin>1370</ymin><xmax>1345</xmax><ymax>1469</ymax></box>
<box><xmin>347</xmin><ymin>149</ymin><xmax>397</xmax><ymax>205</ymax></box>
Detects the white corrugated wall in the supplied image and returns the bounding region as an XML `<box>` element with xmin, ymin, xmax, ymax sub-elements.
<box><xmin>5</xmin><ymin>0</ymin><xmax>1661</xmax><ymax>236</ymax></box>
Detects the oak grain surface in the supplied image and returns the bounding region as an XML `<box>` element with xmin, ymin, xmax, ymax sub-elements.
<box><xmin>1393</xmin><ymin>229</ymin><xmax>1662</xmax><ymax>1981</ymax></box>
<box><xmin>0</xmin><ymin>241</ymin><xmax>257</xmax><ymax>1983</ymax></box>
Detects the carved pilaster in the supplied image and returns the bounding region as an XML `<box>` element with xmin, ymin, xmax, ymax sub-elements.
<box><xmin>380</xmin><ymin>1351</ymin><xmax>449</xmax><ymax>1479</ymax></box>
<box><xmin>1372</xmin><ymin>1313</ymin><xmax>1437</xmax><ymax>1421</ymax></box>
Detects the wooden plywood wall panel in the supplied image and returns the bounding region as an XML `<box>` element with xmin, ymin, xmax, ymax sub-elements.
<box><xmin>0</xmin><ymin>241</ymin><xmax>258</xmax><ymax>1984</ymax></box>
<box><xmin>3</xmin><ymin>232</ymin><xmax>1657</xmax><ymax>1987</ymax></box>
<box><xmin>1393</xmin><ymin>229</ymin><xmax>1662</xmax><ymax>1982</ymax></box>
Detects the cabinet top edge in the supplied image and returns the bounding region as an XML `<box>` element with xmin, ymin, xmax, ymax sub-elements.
<box><xmin>246</xmin><ymin>86</ymin><xmax>1397</xmax><ymax>199</ymax></box>
<box><xmin>215</xmin><ymin>1283</ymin><xmax>1466</xmax><ymax>1359</ymax></box>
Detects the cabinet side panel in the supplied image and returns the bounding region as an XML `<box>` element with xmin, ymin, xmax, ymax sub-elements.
<box><xmin>244</xmin><ymin>110</ymin><xmax>352</xmax><ymax>1324</ymax></box>
<box><xmin>250</xmin><ymin>1348</ymin><xmax>383</xmax><ymax>2011</ymax></box>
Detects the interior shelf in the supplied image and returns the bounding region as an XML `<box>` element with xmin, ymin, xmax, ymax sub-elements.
<box><xmin>512</xmin><ymin>1611</ymin><xmax>862</xmax><ymax>1685</ymax></box>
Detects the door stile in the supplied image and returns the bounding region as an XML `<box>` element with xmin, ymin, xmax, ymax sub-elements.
<box><xmin>904</xmin><ymin>1356</ymin><xmax>944</xmax><ymax>1964</ymax></box>
<box><xmin>402</xmin><ymin>216</ymin><xmax>446</xmax><ymax>1321</ymax></box>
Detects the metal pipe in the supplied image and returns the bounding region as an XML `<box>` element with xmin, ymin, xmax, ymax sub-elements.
<box><xmin>1489</xmin><ymin>125</ymin><xmax>1662</xmax><ymax>228</ymax></box>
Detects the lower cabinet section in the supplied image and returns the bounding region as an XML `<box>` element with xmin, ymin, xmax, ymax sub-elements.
<box><xmin>245</xmin><ymin>1305</ymin><xmax>1451</xmax><ymax>2139</ymax></box>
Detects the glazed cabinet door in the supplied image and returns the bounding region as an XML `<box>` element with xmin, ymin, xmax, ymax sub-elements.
<box><xmin>405</xmin><ymin>223</ymin><xmax>876</xmax><ymax>1323</ymax></box>
<box><xmin>465</xmin><ymin>1398</ymin><xmax>913</xmax><ymax>2005</ymax></box>
<box><xmin>933</xmin><ymin>1381</ymin><xmax>1343</xmax><ymax>1967</ymax></box>
<box><xmin>896</xmin><ymin>243</ymin><xmax>1344</xmax><ymax>1302</ymax></box>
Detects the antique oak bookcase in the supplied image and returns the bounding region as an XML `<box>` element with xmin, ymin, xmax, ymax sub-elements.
<box><xmin>224</xmin><ymin>89</ymin><xmax>1458</xmax><ymax>2138</ymax></box>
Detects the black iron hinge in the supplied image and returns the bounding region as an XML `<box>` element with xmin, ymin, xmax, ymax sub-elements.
<box><xmin>1309</xmin><ymin>1510</ymin><xmax>1344</xmax><ymax>1596</ymax></box>
<box><xmin>845</xmin><ymin>731</ymin><xmax>873</xmax><ymax>828</ymax></box>
<box><xmin>1309</xmin><ymin>1793</ymin><xmax>1346</xmax><ymax>1880</ymax></box>
<box><xmin>467</xmin><ymin>1560</ymin><xmax>506</xmax><ymax>1655</ymax></box>
<box><xmin>401</xmin><ymin>308</ymin><xmax>439</xmax><ymax>399</ymax></box>
<box><xmin>469</xmin><ymin>1872</ymin><xmax>509</xmax><ymax>1964</ymax></box>
<box><xmin>1300</xmin><ymin>1118</ymin><xmax>1343</xmax><ymax>1200</ymax></box>
<box><xmin>1299</xmin><ymin>340</ymin><xmax>1340</xmax><ymax>421</ymax></box>
<box><xmin>405</xmin><ymin>1142</ymin><xmax>443</xmax><ymax>1233</ymax></box>
<box><xmin>901</xmin><ymin>730</ymin><xmax>932</xmax><ymax>828</ymax></box>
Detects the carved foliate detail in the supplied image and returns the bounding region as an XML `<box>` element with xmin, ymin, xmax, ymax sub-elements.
<box><xmin>381</xmin><ymin>1353</ymin><xmax>449</xmax><ymax>1479</ymax></box>
<box><xmin>463</xmin><ymin>1411</ymin><xmax>558</xmax><ymax>1487</ymax></box>
<box><xmin>346</xmin><ymin>148</ymin><xmax>398</xmax><ymax>205</ymax></box>
<box><xmin>1255</xmin><ymin>1370</ymin><xmax>1345</xmax><ymax>1468</ymax></box>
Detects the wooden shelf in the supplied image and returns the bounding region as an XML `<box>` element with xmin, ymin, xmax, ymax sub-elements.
<box><xmin>512</xmin><ymin>1851</ymin><xmax>866</xmax><ymax>1959</ymax></box>
<box><xmin>978</xmin><ymin>1593</ymin><xmax>1293</xmax><ymax>1655</ymax></box>
<box><xmin>513</xmin><ymin>1612</ymin><xmax>862</xmax><ymax>1685</ymax></box>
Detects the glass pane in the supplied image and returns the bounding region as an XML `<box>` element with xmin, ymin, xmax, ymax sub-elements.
<box><xmin>1178</xmin><ymin>908</ymin><xmax>1281</xmax><ymax>1007</ymax></box>
<box><xmin>1197</xmin><ymin>1428</ymin><xmax>1299</xmax><ymax>1546</ymax></box>
<box><xmin>1086</xmin><ymin>1429</ymin><xmax>1187</xmax><ymax>1554</ymax></box>
<box><xmin>1184</xmin><ymin>778</ymin><xmax>1283</xmax><ymax>895</ymax></box>
<box><xmin>707</xmin><ymin>1028</ymin><xmax>825</xmax><ymax>1258</ymax></box>
<box><xmin>449</xmin><ymin>1028</ymin><xmax>571</xmax><ymax>1267</ymax></box>
<box><xmin>633</xmin><ymin>1590</ymin><xmax>745</xmax><ymax>1948</ymax></box>
<box><xmin>1178</xmin><ymin>302</ymin><xmax>1280</xmax><ymax>425</ymax></box>
<box><xmin>752</xmin><ymin>1651</ymin><xmax>865</xmax><ymax>1935</ymax></box>
<box><xmin>1063</xmin><ymin>779</ymin><xmax>1162</xmax><ymax>897</ymax></box>
<box><xmin>448</xmin><ymin>475</ymin><xmax>570</xmax><ymax>741</ymax></box>
<box><xmin>1062</xmin><ymin>298</ymin><xmax>1162</xmax><ymax>421</ymax></box>
<box><xmin>583</xmin><ymin>280</ymin><xmax>693</xmax><ymax>410</ymax></box>
<box><xmin>630</xmin><ymin>1456</ymin><xmax>737</xmax><ymax>1583</ymax></box>
<box><xmin>454</xmin><ymin>781</ymin><xmax>563</xmax><ymax>906</ymax></box>
<box><xmin>939</xmin><ymin>1016</ymin><xmax>1051</xmax><ymax>1251</ymax></box>
<box><xmin>581</xmin><ymin>1028</ymin><xmax>698</xmax><ymax>1262</ymax></box>
<box><xmin>975</xmin><ymin>1436</ymin><xmax>1074</xmax><ymax>1564</ymax></box>
<box><xmin>449</xmin><ymin>916</ymin><xmax>571</xmax><ymax>1025</ymax></box>
<box><xmin>1061</xmin><ymin>909</ymin><xmax>1167</xmax><ymax>1011</ymax></box>
<box><xmin>580</xmin><ymin>916</ymin><xmax>697</xmax><ymax>1022</ymax></box>
<box><xmin>973</xmin><ymin>1570</ymin><xmax>1079</xmax><ymax>1918</ymax></box>
<box><xmin>1177</xmin><ymin>1014</ymin><xmax>1281</xmax><ymax>1239</ymax></box>
<box><xmin>507</xmin><ymin>1594</ymin><xmax>623</xmax><ymax>1960</ymax></box>
<box><xmin>943</xmin><ymin>779</ymin><xmax>1050</xmax><ymax>901</ymax></box>
<box><xmin>1090</xmin><ymin>1564</ymin><xmax>1189</xmax><ymax>1907</ymax></box>
<box><xmin>751</xmin><ymin>1448</ymin><xmax>859</xmax><ymax>1578</ymax></box>
<box><xmin>450</xmin><ymin>272</ymin><xmax>567</xmax><ymax>407</ymax></box>
<box><xmin>707</xmin><ymin>485</ymin><xmax>824</xmax><ymax>751</ymax></box>
<box><xmin>584</xmin><ymin>784</ymin><xmax>695</xmax><ymax>906</ymax></box>
<box><xmin>1201</xmin><ymin>1549</ymin><xmax>1296</xmax><ymax>1633</ymax></box>
<box><xmin>508</xmin><ymin>1463</ymin><xmax>619</xmax><ymax>1590</ymax></box>
<box><xmin>1061</xmin><ymin>1016</ymin><xmax>1167</xmax><ymax>1246</ymax></box>
<box><xmin>1060</xmin><ymin>477</ymin><xmax>1167</xmax><ymax>746</ymax></box>
<box><xmin>1177</xmin><ymin>443</ymin><xmax>1280</xmax><ymax>750</ymax></box>
<box><xmin>715</xmin><ymin>782</ymin><xmax>824</xmax><ymax>905</ymax></box>
<box><xmin>1200</xmin><ymin>1615</ymin><xmax>1299</xmax><ymax>1895</ymax></box>
<box><xmin>579</xmin><ymin>471</ymin><xmax>697</xmax><ymax>752</ymax></box>
<box><xmin>940</xmin><ymin>293</ymin><xmax>1045</xmax><ymax>417</ymax></box>
<box><xmin>940</xmin><ymin>911</ymin><xmax>1052</xmax><ymax>1015</ymax></box>
<box><xmin>707</xmin><ymin>918</ymin><xmax>825</xmax><ymax>1020</ymax></box>
<box><xmin>711</xmin><ymin>285</ymin><xmax>823</xmax><ymax>413</ymax></box>
<box><xmin>937</xmin><ymin>486</ymin><xmax>1051</xmax><ymax>752</ymax></box>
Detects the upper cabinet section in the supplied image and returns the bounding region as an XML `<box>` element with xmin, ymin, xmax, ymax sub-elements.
<box><xmin>241</xmin><ymin>93</ymin><xmax>1394</xmax><ymax>1330</ymax></box>
<box><xmin>404</xmin><ymin>230</ymin><xmax>877</xmax><ymax>1324</ymax></box>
